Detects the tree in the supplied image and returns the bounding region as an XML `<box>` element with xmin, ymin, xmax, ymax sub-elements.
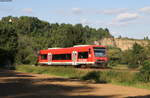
<box><xmin>138</xmin><ymin>60</ymin><xmax>150</xmax><ymax>82</ymax></box>
<box><xmin>144</xmin><ymin>36</ymin><xmax>149</xmax><ymax>40</ymax></box>
<box><xmin>108</xmin><ymin>47</ymin><xmax>122</xmax><ymax>66</ymax></box>
<box><xmin>0</xmin><ymin>21</ymin><xmax>18</xmax><ymax>66</ymax></box>
<box><xmin>118</xmin><ymin>35</ymin><xmax>122</xmax><ymax>39</ymax></box>
<box><xmin>127</xmin><ymin>43</ymin><xmax>146</xmax><ymax>68</ymax></box>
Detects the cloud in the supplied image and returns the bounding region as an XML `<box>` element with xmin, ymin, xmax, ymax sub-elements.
<box><xmin>72</xmin><ymin>8</ymin><xmax>83</xmax><ymax>14</ymax></box>
<box><xmin>57</xmin><ymin>8</ymin><xmax>129</xmax><ymax>16</ymax></box>
<box><xmin>55</xmin><ymin>8</ymin><xmax>83</xmax><ymax>15</ymax></box>
<box><xmin>108</xmin><ymin>21</ymin><xmax>130</xmax><ymax>26</ymax></box>
<box><xmin>22</xmin><ymin>8</ymin><xmax>33</xmax><ymax>14</ymax></box>
<box><xmin>80</xmin><ymin>18</ymin><xmax>105</xmax><ymax>27</ymax></box>
<box><xmin>80</xmin><ymin>19</ymin><xmax>91</xmax><ymax>25</ymax></box>
<box><xmin>107</xmin><ymin>13</ymin><xmax>140</xmax><ymax>26</ymax></box>
<box><xmin>139</xmin><ymin>6</ymin><xmax>150</xmax><ymax>13</ymax></box>
<box><xmin>115</xmin><ymin>13</ymin><xmax>139</xmax><ymax>22</ymax></box>
<box><xmin>97</xmin><ymin>8</ymin><xmax>128</xmax><ymax>15</ymax></box>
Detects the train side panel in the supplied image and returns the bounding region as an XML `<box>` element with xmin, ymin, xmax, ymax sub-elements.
<box><xmin>38</xmin><ymin>45</ymin><xmax>108</xmax><ymax>67</ymax></box>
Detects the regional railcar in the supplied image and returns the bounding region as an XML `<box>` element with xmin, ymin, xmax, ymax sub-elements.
<box><xmin>38</xmin><ymin>45</ymin><xmax>108</xmax><ymax>67</ymax></box>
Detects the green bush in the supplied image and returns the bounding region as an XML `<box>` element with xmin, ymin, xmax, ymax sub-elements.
<box><xmin>108</xmin><ymin>61</ymin><xmax>118</xmax><ymax>67</ymax></box>
<box><xmin>137</xmin><ymin>61</ymin><xmax>150</xmax><ymax>82</ymax></box>
<box><xmin>81</xmin><ymin>71</ymin><xmax>104</xmax><ymax>83</ymax></box>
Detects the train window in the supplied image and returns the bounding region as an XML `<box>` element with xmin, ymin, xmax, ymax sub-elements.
<box><xmin>93</xmin><ymin>47</ymin><xmax>106</xmax><ymax>57</ymax></box>
<box><xmin>52</xmin><ymin>54</ymin><xmax>71</xmax><ymax>60</ymax></box>
<box><xmin>41</xmin><ymin>54</ymin><xmax>47</xmax><ymax>60</ymax></box>
<box><xmin>78</xmin><ymin>52</ymin><xmax>88</xmax><ymax>59</ymax></box>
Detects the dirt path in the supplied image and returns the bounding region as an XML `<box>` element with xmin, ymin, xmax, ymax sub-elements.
<box><xmin>0</xmin><ymin>70</ymin><xmax>150</xmax><ymax>98</ymax></box>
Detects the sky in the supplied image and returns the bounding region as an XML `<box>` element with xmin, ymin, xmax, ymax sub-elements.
<box><xmin>0</xmin><ymin>0</ymin><xmax>150</xmax><ymax>39</ymax></box>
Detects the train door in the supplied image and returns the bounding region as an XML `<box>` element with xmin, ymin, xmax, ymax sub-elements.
<box><xmin>72</xmin><ymin>51</ymin><xmax>77</xmax><ymax>65</ymax></box>
<box><xmin>48</xmin><ymin>53</ymin><xmax>52</xmax><ymax>65</ymax></box>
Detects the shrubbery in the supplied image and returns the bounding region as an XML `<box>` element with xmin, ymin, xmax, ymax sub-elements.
<box><xmin>122</xmin><ymin>43</ymin><xmax>146</xmax><ymax>69</ymax></box>
<box><xmin>107</xmin><ymin>47</ymin><xmax>122</xmax><ymax>67</ymax></box>
<box><xmin>137</xmin><ymin>60</ymin><xmax>150</xmax><ymax>82</ymax></box>
<box><xmin>111</xmin><ymin>43</ymin><xmax>149</xmax><ymax>69</ymax></box>
<box><xmin>81</xmin><ymin>71</ymin><xmax>102</xmax><ymax>83</ymax></box>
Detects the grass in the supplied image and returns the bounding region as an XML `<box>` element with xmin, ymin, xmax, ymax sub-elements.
<box><xmin>101</xmin><ymin>70</ymin><xmax>150</xmax><ymax>90</ymax></box>
<box><xmin>16</xmin><ymin>65</ymin><xmax>88</xmax><ymax>78</ymax></box>
<box><xmin>15</xmin><ymin>65</ymin><xmax>150</xmax><ymax>90</ymax></box>
<box><xmin>111</xmin><ymin>64</ymin><xmax>139</xmax><ymax>72</ymax></box>
<box><xmin>112</xmin><ymin>81</ymin><xmax>150</xmax><ymax>90</ymax></box>
<box><xmin>112</xmin><ymin>64</ymin><xmax>129</xmax><ymax>70</ymax></box>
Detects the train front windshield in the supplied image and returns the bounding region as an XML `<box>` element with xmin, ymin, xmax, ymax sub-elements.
<box><xmin>93</xmin><ymin>47</ymin><xmax>106</xmax><ymax>57</ymax></box>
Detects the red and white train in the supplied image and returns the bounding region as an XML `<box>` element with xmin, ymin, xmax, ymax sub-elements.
<box><xmin>38</xmin><ymin>45</ymin><xmax>108</xmax><ymax>67</ymax></box>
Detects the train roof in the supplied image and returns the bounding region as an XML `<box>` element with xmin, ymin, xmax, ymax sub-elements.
<box><xmin>78</xmin><ymin>45</ymin><xmax>106</xmax><ymax>47</ymax></box>
<box><xmin>40</xmin><ymin>45</ymin><xmax>106</xmax><ymax>51</ymax></box>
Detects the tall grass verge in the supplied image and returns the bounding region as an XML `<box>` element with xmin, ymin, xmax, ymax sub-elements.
<box><xmin>16</xmin><ymin>65</ymin><xmax>150</xmax><ymax>90</ymax></box>
<box><xmin>16</xmin><ymin>65</ymin><xmax>87</xmax><ymax>78</ymax></box>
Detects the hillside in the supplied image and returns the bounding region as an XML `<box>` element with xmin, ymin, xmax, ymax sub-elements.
<box><xmin>96</xmin><ymin>38</ymin><xmax>149</xmax><ymax>51</ymax></box>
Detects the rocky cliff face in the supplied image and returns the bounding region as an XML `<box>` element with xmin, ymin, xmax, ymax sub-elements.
<box><xmin>96</xmin><ymin>38</ymin><xmax>148</xmax><ymax>51</ymax></box>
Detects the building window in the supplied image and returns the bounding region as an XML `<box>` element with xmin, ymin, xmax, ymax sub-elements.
<box><xmin>78</xmin><ymin>52</ymin><xmax>88</xmax><ymax>59</ymax></box>
<box><xmin>52</xmin><ymin>54</ymin><xmax>71</xmax><ymax>60</ymax></box>
<box><xmin>41</xmin><ymin>54</ymin><xmax>47</xmax><ymax>60</ymax></box>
